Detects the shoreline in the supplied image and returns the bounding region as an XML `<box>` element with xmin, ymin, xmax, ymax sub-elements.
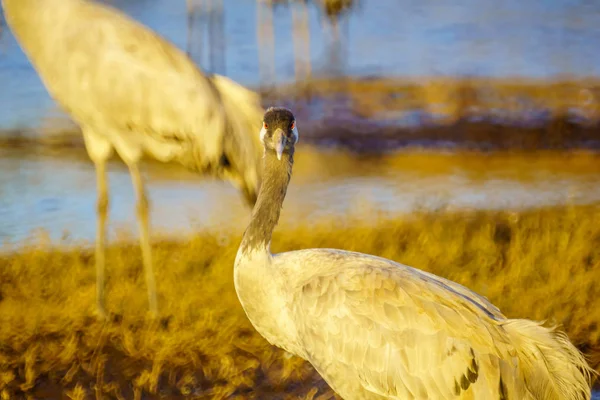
<box><xmin>2</xmin><ymin>75</ymin><xmax>600</xmax><ymax>153</ymax></box>
<box><xmin>2</xmin><ymin>116</ymin><xmax>600</xmax><ymax>154</ymax></box>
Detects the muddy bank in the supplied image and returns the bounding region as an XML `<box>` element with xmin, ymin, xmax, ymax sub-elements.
<box><xmin>2</xmin><ymin>116</ymin><xmax>600</xmax><ymax>155</ymax></box>
<box><xmin>300</xmin><ymin>116</ymin><xmax>600</xmax><ymax>152</ymax></box>
<box><xmin>0</xmin><ymin>118</ymin><xmax>600</xmax><ymax>153</ymax></box>
<box><xmin>3</xmin><ymin>76</ymin><xmax>600</xmax><ymax>153</ymax></box>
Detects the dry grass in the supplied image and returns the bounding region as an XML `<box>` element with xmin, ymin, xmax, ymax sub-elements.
<box><xmin>1</xmin><ymin>204</ymin><xmax>600</xmax><ymax>399</ymax></box>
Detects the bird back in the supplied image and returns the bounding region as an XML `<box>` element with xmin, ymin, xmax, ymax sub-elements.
<box><xmin>3</xmin><ymin>0</ymin><xmax>264</xmax><ymax>206</ymax></box>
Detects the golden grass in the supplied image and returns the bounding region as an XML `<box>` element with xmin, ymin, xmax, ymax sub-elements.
<box><xmin>1</xmin><ymin>204</ymin><xmax>600</xmax><ymax>399</ymax></box>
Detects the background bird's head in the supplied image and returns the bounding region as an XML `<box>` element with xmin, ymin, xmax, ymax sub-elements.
<box><xmin>210</xmin><ymin>74</ymin><xmax>265</xmax><ymax>208</ymax></box>
<box><xmin>220</xmin><ymin>142</ymin><xmax>261</xmax><ymax>207</ymax></box>
<box><xmin>260</xmin><ymin>107</ymin><xmax>298</xmax><ymax>160</ymax></box>
<box><xmin>219</xmin><ymin>149</ymin><xmax>259</xmax><ymax>206</ymax></box>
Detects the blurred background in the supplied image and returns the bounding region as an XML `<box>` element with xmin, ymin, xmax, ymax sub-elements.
<box><xmin>1</xmin><ymin>0</ymin><xmax>600</xmax><ymax>398</ymax></box>
<box><xmin>1</xmin><ymin>0</ymin><xmax>600</xmax><ymax>243</ymax></box>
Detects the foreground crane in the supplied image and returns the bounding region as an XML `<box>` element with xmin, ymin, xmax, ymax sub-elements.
<box><xmin>235</xmin><ymin>106</ymin><xmax>595</xmax><ymax>399</ymax></box>
<box><xmin>2</xmin><ymin>0</ymin><xmax>264</xmax><ymax>319</ymax></box>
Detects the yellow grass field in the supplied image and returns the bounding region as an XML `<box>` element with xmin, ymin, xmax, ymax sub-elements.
<box><xmin>0</xmin><ymin>203</ymin><xmax>599</xmax><ymax>399</ymax></box>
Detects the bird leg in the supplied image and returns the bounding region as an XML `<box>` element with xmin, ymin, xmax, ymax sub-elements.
<box><xmin>292</xmin><ymin>0</ymin><xmax>312</xmax><ymax>95</ymax></box>
<box><xmin>208</xmin><ymin>0</ymin><xmax>226</xmax><ymax>75</ymax></box>
<box><xmin>186</xmin><ymin>0</ymin><xmax>205</xmax><ymax>67</ymax></box>
<box><xmin>95</xmin><ymin>160</ymin><xmax>109</xmax><ymax>320</ymax></box>
<box><xmin>128</xmin><ymin>163</ymin><xmax>158</xmax><ymax>317</ymax></box>
<box><xmin>185</xmin><ymin>0</ymin><xmax>196</xmax><ymax>57</ymax></box>
<box><xmin>329</xmin><ymin>19</ymin><xmax>341</xmax><ymax>75</ymax></box>
<box><xmin>256</xmin><ymin>0</ymin><xmax>276</xmax><ymax>91</ymax></box>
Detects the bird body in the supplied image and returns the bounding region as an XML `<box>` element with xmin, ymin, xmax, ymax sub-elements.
<box><xmin>235</xmin><ymin>107</ymin><xmax>595</xmax><ymax>399</ymax></box>
<box><xmin>3</xmin><ymin>0</ymin><xmax>261</xmax><ymax>182</ymax></box>
<box><xmin>3</xmin><ymin>0</ymin><xmax>264</xmax><ymax>317</ymax></box>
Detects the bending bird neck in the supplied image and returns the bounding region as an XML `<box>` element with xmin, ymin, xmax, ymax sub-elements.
<box><xmin>239</xmin><ymin>149</ymin><xmax>294</xmax><ymax>255</ymax></box>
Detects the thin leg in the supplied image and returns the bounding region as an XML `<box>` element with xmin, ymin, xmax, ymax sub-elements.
<box><xmin>256</xmin><ymin>0</ymin><xmax>276</xmax><ymax>90</ymax></box>
<box><xmin>82</xmin><ymin>127</ymin><xmax>113</xmax><ymax>319</ymax></box>
<box><xmin>128</xmin><ymin>163</ymin><xmax>158</xmax><ymax>317</ymax></box>
<box><xmin>207</xmin><ymin>0</ymin><xmax>215</xmax><ymax>73</ymax></box>
<box><xmin>331</xmin><ymin>19</ymin><xmax>341</xmax><ymax>75</ymax></box>
<box><xmin>216</xmin><ymin>0</ymin><xmax>226</xmax><ymax>74</ymax></box>
<box><xmin>264</xmin><ymin>2</ymin><xmax>276</xmax><ymax>88</ymax></box>
<box><xmin>300</xmin><ymin>1</ymin><xmax>312</xmax><ymax>82</ymax></box>
<box><xmin>186</xmin><ymin>0</ymin><xmax>204</xmax><ymax>67</ymax></box>
<box><xmin>95</xmin><ymin>160</ymin><xmax>109</xmax><ymax>319</ymax></box>
<box><xmin>292</xmin><ymin>1</ymin><xmax>311</xmax><ymax>85</ymax></box>
<box><xmin>256</xmin><ymin>1</ymin><xmax>266</xmax><ymax>88</ymax></box>
<box><xmin>185</xmin><ymin>0</ymin><xmax>195</xmax><ymax>56</ymax></box>
<box><xmin>207</xmin><ymin>0</ymin><xmax>225</xmax><ymax>75</ymax></box>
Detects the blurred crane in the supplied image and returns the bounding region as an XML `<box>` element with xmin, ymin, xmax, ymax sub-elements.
<box><xmin>256</xmin><ymin>0</ymin><xmax>278</xmax><ymax>90</ymax></box>
<box><xmin>2</xmin><ymin>0</ymin><xmax>264</xmax><ymax>319</ymax></box>
<box><xmin>316</xmin><ymin>0</ymin><xmax>354</xmax><ymax>49</ymax></box>
<box><xmin>0</xmin><ymin>9</ymin><xmax>6</xmax><ymax>54</ymax></box>
<box><xmin>186</xmin><ymin>0</ymin><xmax>226</xmax><ymax>76</ymax></box>
<box><xmin>255</xmin><ymin>0</ymin><xmax>356</xmax><ymax>91</ymax></box>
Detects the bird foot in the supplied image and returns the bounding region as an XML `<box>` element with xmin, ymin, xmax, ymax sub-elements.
<box><xmin>94</xmin><ymin>306</ymin><xmax>108</xmax><ymax>322</ymax></box>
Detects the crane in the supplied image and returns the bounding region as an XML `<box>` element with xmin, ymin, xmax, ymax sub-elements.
<box><xmin>234</xmin><ymin>106</ymin><xmax>595</xmax><ymax>399</ymax></box>
<box><xmin>2</xmin><ymin>0</ymin><xmax>265</xmax><ymax>319</ymax></box>
<box><xmin>255</xmin><ymin>0</ymin><xmax>356</xmax><ymax>89</ymax></box>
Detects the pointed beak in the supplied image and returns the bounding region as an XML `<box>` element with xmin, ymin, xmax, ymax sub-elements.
<box><xmin>274</xmin><ymin>128</ymin><xmax>286</xmax><ymax>161</ymax></box>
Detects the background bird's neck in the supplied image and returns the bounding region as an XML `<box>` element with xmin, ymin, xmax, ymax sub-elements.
<box><xmin>239</xmin><ymin>149</ymin><xmax>294</xmax><ymax>255</ymax></box>
<box><xmin>2</xmin><ymin>0</ymin><xmax>77</xmax><ymax>48</ymax></box>
<box><xmin>2</xmin><ymin>0</ymin><xmax>65</xmax><ymax>19</ymax></box>
<box><xmin>2</xmin><ymin>0</ymin><xmax>36</xmax><ymax>23</ymax></box>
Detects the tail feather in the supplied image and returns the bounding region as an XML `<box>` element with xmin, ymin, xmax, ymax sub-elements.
<box><xmin>502</xmin><ymin>319</ymin><xmax>596</xmax><ymax>400</ymax></box>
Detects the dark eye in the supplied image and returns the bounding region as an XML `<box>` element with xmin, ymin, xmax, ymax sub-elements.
<box><xmin>263</xmin><ymin>122</ymin><xmax>268</xmax><ymax>129</ymax></box>
<box><xmin>290</xmin><ymin>121</ymin><xmax>295</xmax><ymax>130</ymax></box>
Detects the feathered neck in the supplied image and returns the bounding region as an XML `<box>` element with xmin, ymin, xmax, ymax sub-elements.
<box><xmin>238</xmin><ymin>148</ymin><xmax>294</xmax><ymax>255</ymax></box>
<box><xmin>2</xmin><ymin>0</ymin><xmax>75</xmax><ymax>20</ymax></box>
<box><xmin>2</xmin><ymin>0</ymin><xmax>38</xmax><ymax>25</ymax></box>
<box><xmin>2</xmin><ymin>0</ymin><xmax>79</xmax><ymax>50</ymax></box>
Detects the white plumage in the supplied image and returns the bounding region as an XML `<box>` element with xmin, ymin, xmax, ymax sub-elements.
<box><xmin>2</xmin><ymin>0</ymin><xmax>264</xmax><ymax>318</ymax></box>
<box><xmin>235</xmin><ymin>107</ymin><xmax>595</xmax><ymax>399</ymax></box>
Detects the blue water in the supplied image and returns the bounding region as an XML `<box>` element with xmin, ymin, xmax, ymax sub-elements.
<box><xmin>2</xmin><ymin>147</ymin><xmax>600</xmax><ymax>244</ymax></box>
<box><xmin>1</xmin><ymin>0</ymin><xmax>600</xmax><ymax>130</ymax></box>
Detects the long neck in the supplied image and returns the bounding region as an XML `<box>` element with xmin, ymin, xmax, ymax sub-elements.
<box><xmin>2</xmin><ymin>0</ymin><xmax>55</xmax><ymax>24</ymax></box>
<box><xmin>239</xmin><ymin>149</ymin><xmax>294</xmax><ymax>255</ymax></box>
<box><xmin>2</xmin><ymin>0</ymin><xmax>35</xmax><ymax>26</ymax></box>
<box><xmin>2</xmin><ymin>0</ymin><xmax>77</xmax><ymax>51</ymax></box>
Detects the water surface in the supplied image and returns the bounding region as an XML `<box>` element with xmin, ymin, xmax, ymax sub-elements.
<box><xmin>2</xmin><ymin>147</ymin><xmax>599</xmax><ymax>243</ymax></box>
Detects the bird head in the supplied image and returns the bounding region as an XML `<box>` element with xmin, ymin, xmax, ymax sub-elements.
<box><xmin>260</xmin><ymin>107</ymin><xmax>298</xmax><ymax>160</ymax></box>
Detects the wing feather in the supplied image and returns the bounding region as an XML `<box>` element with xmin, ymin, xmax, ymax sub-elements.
<box><xmin>288</xmin><ymin>251</ymin><xmax>528</xmax><ymax>399</ymax></box>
